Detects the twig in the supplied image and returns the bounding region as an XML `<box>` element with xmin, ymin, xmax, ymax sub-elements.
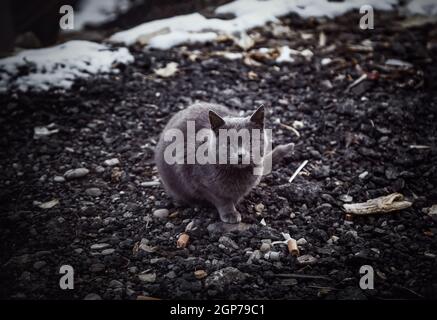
<box><xmin>279</xmin><ymin>123</ymin><xmax>300</xmax><ymax>137</ymax></box>
<box><xmin>346</xmin><ymin>73</ymin><xmax>367</xmax><ymax>92</ymax></box>
<box><xmin>289</xmin><ymin>160</ymin><xmax>309</xmax><ymax>183</ymax></box>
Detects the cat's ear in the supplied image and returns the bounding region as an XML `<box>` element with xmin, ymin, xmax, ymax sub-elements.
<box><xmin>250</xmin><ymin>105</ymin><xmax>265</xmax><ymax>127</ymax></box>
<box><xmin>209</xmin><ymin>110</ymin><xmax>225</xmax><ymax>130</ymax></box>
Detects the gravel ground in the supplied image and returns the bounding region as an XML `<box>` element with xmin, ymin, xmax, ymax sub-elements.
<box><xmin>0</xmin><ymin>10</ymin><xmax>437</xmax><ymax>300</ymax></box>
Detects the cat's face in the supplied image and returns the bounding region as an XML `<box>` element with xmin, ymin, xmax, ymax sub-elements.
<box><xmin>209</xmin><ymin>106</ymin><xmax>266</xmax><ymax>168</ymax></box>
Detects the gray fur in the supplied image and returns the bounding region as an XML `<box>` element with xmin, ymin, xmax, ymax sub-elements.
<box><xmin>155</xmin><ymin>102</ymin><xmax>293</xmax><ymax>224</ymax></box>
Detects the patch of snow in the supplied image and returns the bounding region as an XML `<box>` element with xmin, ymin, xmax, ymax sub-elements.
<box><xmin>0</xmin><ymin>40</ymin><xmax>134</xmax><ymax>92</ymax></box>
<box><xmin>74</xmin><ymin>0</ymin><xmax>132</xmax><ymax>30</ymax></box>
<box><xmin>406</xmin><ymin>0</ymin><xmax>437</xmax><ymax>16</ymax></box>
<box><xmin>149</xmin><ymin>31</ymin><xmax>218</xmax><ymax>50</ymax></box>
<box><xmin>216</xmin><ymin>0</ymin><xmax>398</xmax><ymax>19</ymax></box>
<box><xmin>110</xmin><ymin>0</ymin><xmax>397</xmax><ymax>49</ymax></box>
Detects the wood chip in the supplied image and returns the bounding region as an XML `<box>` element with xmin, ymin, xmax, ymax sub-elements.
<box><xmin>343</xmin><ymin>193</ymin><xmax>412</xmax><ymax>215</ymax></box>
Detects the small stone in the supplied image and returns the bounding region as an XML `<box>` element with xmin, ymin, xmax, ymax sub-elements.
<box><xmin>296</xmin><ymin>238</ymin><xmax>308</xmax><ymax>245</ymax></box>
<box><xmin>165</xmin><ymin>222</ymin><xmax>174</xmax><ymax>229</ymax></box>
<box><xmin>297</xmin><ymin>254</ymin><xmax>317</xmax><ymax>265</ymax></box>
<box><xmin>74</xmin><ymin>248</ymin><xmax>83</xmax><ymax>254</ymax></box>
<box><xmin>327</xmin><ymin>235</ymin><xmax>339</xmax><ymax>244</ymax></box>
<box><xmin>264</xmin><ymin>251</ymin><xmax>281</xmax><ymax>261</ymax></box>
<box><xmin>64</xmin><ymin>168</ymin><xmax>89</xmax><ymax>180</ymax></box>
<box><xmin>205</xmin><ymin>267</ymin><xmax>247</xmax><ymax>292</ymax></box>
<box><xmin>84</xmin><ymin>293</ymin><xmax>102</xmax><ymax>300</ymax></box>
<box><xmin>90</xmin><ymin>263</ymin><xmax>105</xmax><ymax>273</ymax></box>
<box><xmin>218</xmin><ymin>236</ymin><xmax>239</xmax><ymax>250</ymax></box>
<box><xmin>33</xmin><ymin>261</ymin><xmax>46</xmax><ymax>270</ymax></box>
<box><xmin>426</xmin><ymin>205</ymin><xmax>437</xmax><ymax>216</ymax></box>
<box><xmin>260</xmin><ymin>242</ymin><xmax>271</xmax><ymax>252</ymax></box>
<box><xmin>38</xmin><ymin>199</ymin><xmax>59</xmax><ymax>209</ymax></box>
<box><xmin>104</xmin><ymin>158</ymin><xmax>120</xmax><ymax>166</ymax></box>
<box><xmin>85</xmin><ymin>188</ymin><xmax>102</xmax><ymax>197</ymax></box>
<box><xmin>194</xmin><ymin>270</ymin><xmax>208</xmax><ymax>280</ymax></box>
<box><xmin>153</xmin><ymin>209</ymin><xmax>169</xmax><ymax>219</ymax></box>
<box><xmin>165</xmin><ymin>271</ymin><xmax>176</xmax><ymax>279</ymax></box>
<box><xmin>95</xmin><ymin>166</ymin><xmax>105</xmax><ymax>173</ymax></box>
<box><xmin>90</xmin><ymin>243</ymin><xmax>110</xmax><ymax>250</ymax></box>
<box><xmin>359</xmin><ymin>171</ymin><xmax>368</xmax><ymax>179</ymax></box>
<box><xmin>339</xmin><ymin>194</ymin><xmax>353</xmax><ymax>203</ymax></box>
<box><xmin>101</xmin><ymin>248</ymin><xmax>115</xmax><ymax>255</ymax></box>
<box><xmin>138</xmin><ymin>273</ymin><xmax>156</xmax><ymax>283</ymax></box>
<box><xmin>54</xmin><ymin>176</ymin><xmax>65</xmax><ymax>182</ymax></box>
<box><xmin>247</xmin><ymin>250</ymin><xmax>262</xmax><ymax>264</ymax></box>
<box><xmin>255</xmin><ymin>203</ymin><xmax>265</xmax><ymax>214</ymax></box>
<box><xmin>424</xmin><ymin>252</ymin><xmax>436</xmax><ymax>259</ymax></box>
<box><xmin>109</xmin><ymin>280</ymin><xmax>123</xmax><ymax>288</ymax></box>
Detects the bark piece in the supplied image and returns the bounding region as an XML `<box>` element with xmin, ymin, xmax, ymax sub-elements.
<box><xmin>343</xmin><ymin>193</ymin><xmax>412</xmax><ymax>215</ymax></box>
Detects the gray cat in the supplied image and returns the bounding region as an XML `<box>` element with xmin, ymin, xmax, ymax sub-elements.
<box><xmin>155</xmin><ymin>102</ymin><xmax>293</xmax><ymax>224</ymax></box>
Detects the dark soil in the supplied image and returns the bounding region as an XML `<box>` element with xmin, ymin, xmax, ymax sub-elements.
<box><xmin>0</xmin><ymin>10</ymin><xmax>437</xmax><ymax>299</ymax></box>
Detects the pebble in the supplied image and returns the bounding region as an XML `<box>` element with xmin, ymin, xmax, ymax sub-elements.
<box><xmin>165</xmin><ymin>271</ymin><xmax>176</xmax><ymax>279</ymax></box>
<box><xmin>297</xmin><ymin>254</ymin><xmax>318</xmax><ymax>265</ymax></box>
<box><xmin>84</xmin><ymin>293</ymin><xmax>102</xmax><ymax>300</ymax></box>
<box><xmin>109</xmin><ymin>280</ymin><xmax>123</xmax><ymax>288</ymax></box>
<box><xmin>104</xmin><ymin>158</ymin><xmax>120</xmax><ymax>166</ymax></box>
<box><xmin>33</xmin><ymin>261</ymin><xmax>46</xmax><ymax>270</ymax></box>
<box><xmin>218</xmin><ymin>236</ymin><xmax>239</xmax><ymax>250</ymax></box>
<box><xmin>138</xmin><ymin>273</ymin><xmax>156</xmax><ymax>283</ymax></box>
<box><xmin>339</xmin><ymin>194</ymin><xmax>353</xmax><ymax>203</ymax></box>
<box><xmin>359</xmin><ymin>171</ymin><xmax>369</xmax><ymax>179</ymax></box>
<box><xmin>95</xmin><ymin>166</ymin><xmax>105</xmax><ymax>173</ymax></box>
<box><xmin>101</xmin><ymin>248</ymin><xmax>115</xmax><ymax>255</ymax></box>
<box><xmin>194</xmin><ymin>270</ymin><xmax>208</xmax><ymax>280</ymax></box>
<box><xmin>90</xmin><ymin>263</ymin><xmax>105</xmax><ymax>273</ymax></box>
<box><xmin>85</xmin><ymin>188</ymin><xmax>102</xmax><ymax>197</ymax></box>
<box><xmin>54</xmin><ymin>176</ymin><xmax>65</xmax><ymax>182</ymax></box>
<box><xmin>327</xmin><ymin>235</ymin><xmax>340</xmax><ymax>244</ymax></box>
<box><xmin>260</xmin><ymin>242</ymin><xmax>271</xmax><ymax>252</ymax></box>
<box><xmin>64</xmin><ymin>168</ymin><xmax>89</xmax><ymax>180</ymax></box>
<box><xmin>205</xmin><ymin>267</ymin><xmax>247</xmax><ymax>291</ymax></box>
<box><xmin>296</xmin><ymin>238</ymin><xmax>308</xmax><ymax>245</ymax></box>
<box><xmin>90</xmin><ymin>243</ymin><xmax>110</xmax><ymax>250</ymax></box>
<box><xmin>264</xmin><ymin>251</ymin><xmax>281</xmax><ymax>261</ymax></box>
<box><xmin>123</xmin><ymin>212</ymin><xmax>133</xmax><ymax>218</ymax></box>
<box><xmin>153</xmin><ymin>209</ymin><xmax>169</xmax><ymax>219</ymax></box>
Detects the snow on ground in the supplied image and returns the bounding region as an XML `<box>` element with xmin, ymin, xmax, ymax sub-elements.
<box><xmin>406</xmin><ymin>0</ymin><xmax>437</xmax><ymax>16</ymax></box>
<box><xmin>74</xmin><ymin>0</ymin><xmax>132</xmax><ymax>30</ymax></box>
<box><xmin>0</xmin><ymin>40</ymin><xmax>134</xmax><ymax>92</ymax></box>
<box><xmin>110</xmin><ymin>0</ymin><xmax>398</xmax><ymax>48</ymax></box>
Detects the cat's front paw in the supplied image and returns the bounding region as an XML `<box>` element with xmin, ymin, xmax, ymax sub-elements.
<box><xmin>219</xmin><ymin>210</ymin><xmax>242</xmax><ymax>224</ymax></box>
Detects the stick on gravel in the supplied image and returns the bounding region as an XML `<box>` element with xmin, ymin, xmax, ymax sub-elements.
<box><xmin>343</xmin><ymin>193</ymin><xmax>412</xmax><ymax>215</ymax></box>
<box><xmin>289</xmin><ymin>160</ymin><xmax>309</xmax><ymax>183</ymax></box>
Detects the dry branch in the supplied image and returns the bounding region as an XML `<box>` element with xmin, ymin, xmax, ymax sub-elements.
<box><xmin>343</xmin><ymin>193</ymin><xmax>412</xmax><ymax>215</ymax></box>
